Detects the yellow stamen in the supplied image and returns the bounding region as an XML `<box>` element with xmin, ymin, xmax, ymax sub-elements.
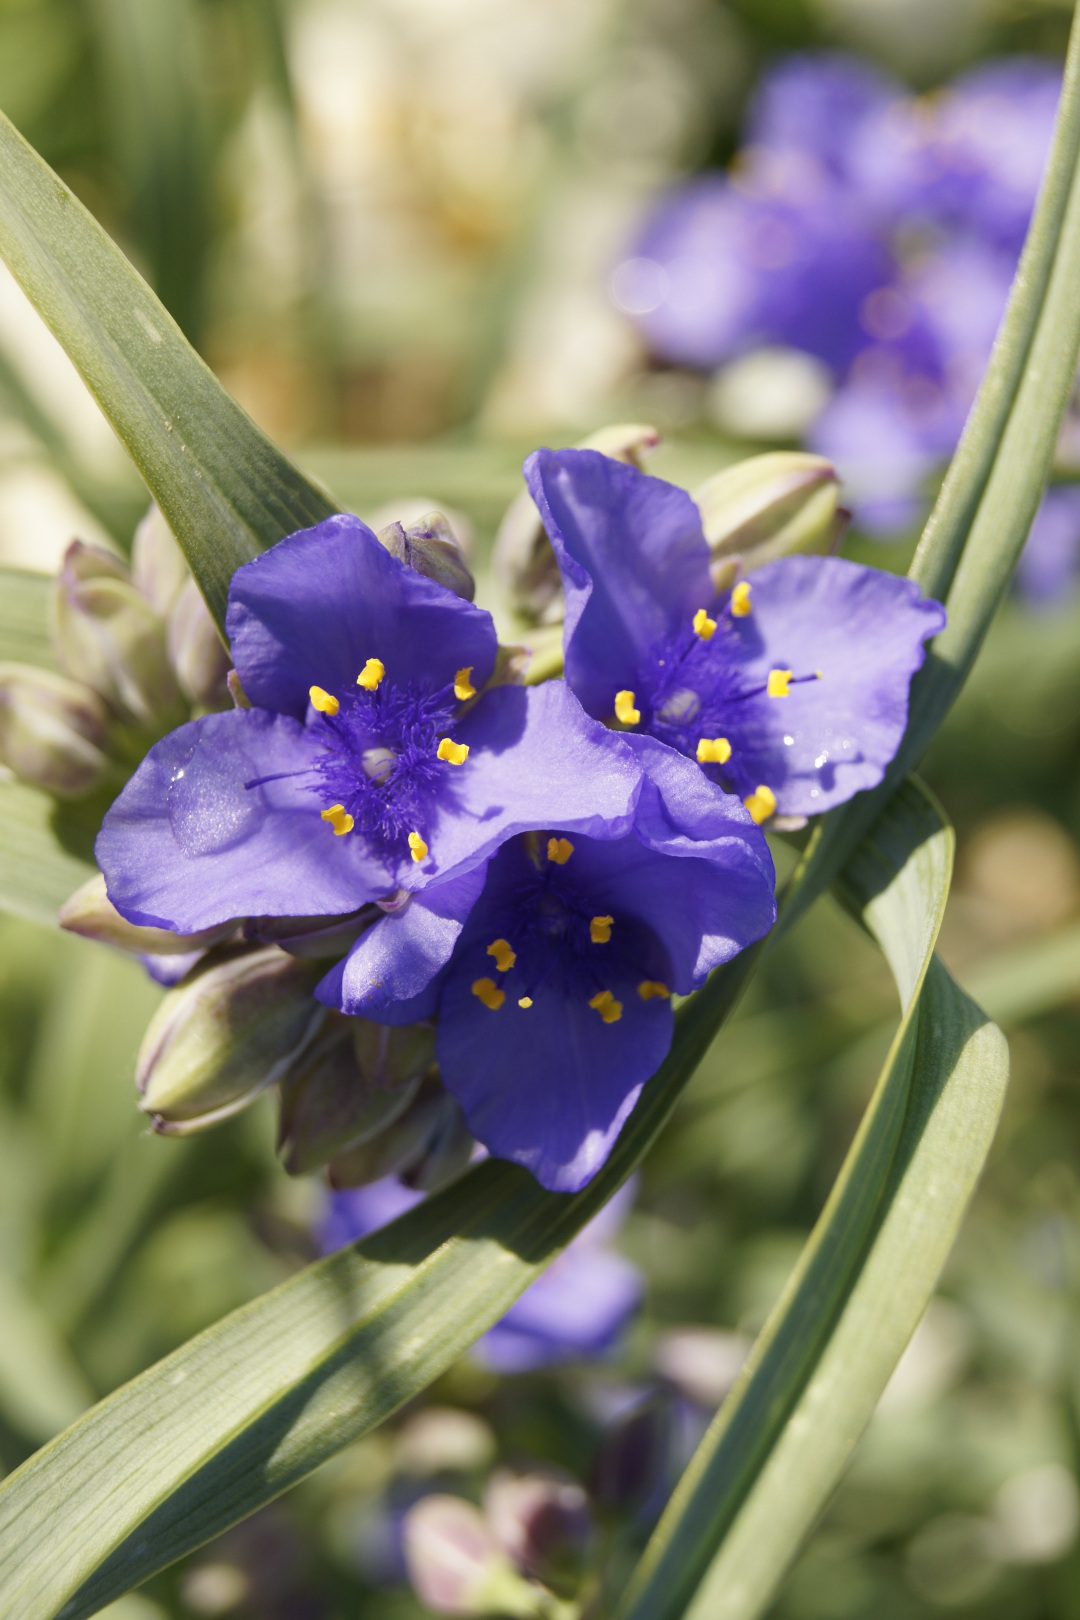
<box><xmin>589</xmin><ymin>989</ymin><xmax>623</xmax><ymax>1024</ymax></box>
<box><xmin>547</xmin><ymin>837</ymin><xmax>574</xmax><ymax>865</ymax></box>
<box><xmin>518</xmin><ymin>996</ymin><xmax>533</xmax><ymax>1009</ymax></box>
<box><xmin>309</xmin><ymin>685</ymin><xmax>339</xmax><ymax>717</ymax></box>
<box><xmin>590</xmin><ymin>915</ymin><xmax>614</xmax><ymax>944</ymax></box>
<box><xmin>454</xmin><ymin>666</ymin><xmax>476</xmax><ymax>701</ymax></box>
<box><xmin>693</xmin><ymin>607</ymin><xmax>717</xmax><ymax>641</ymax></box>
<box><xmin>767</xmin><ymin>669</ymin><xmax>793</xmax><ymax>699</ymax></box>
<box><xmin>472</xmin><ymin>977</ymin><xmax>505</xmax><ymax>1011</ymax></box>
<box><xmin>408</xmin><ymin>831</ymin><xmax>428</xmax><ymax>863</ymax></box>
<box><xmin>357</xmin><ymin>658</ymin><xmax>385</xmax><ymax>691</ymax></box>
<box><xmin>321</xmin><ymin>804</ymin><xmax>354</xmax><ymax>836</ymax></box>
<box><xmin>744</xmin><ymin>785</ymin><xmax>777</xmax><ymax>825</ymax></box>
<box><xmin>614</xmin><ymin>689</ymin><xmax>641</xmax><ymax>726</ymax></box>
<box><xmin>437</xmin><ymin>738</ymin><xmax>470</xmax><ymax>765</ymax></box>
<box><xmin>730</xmin><ymin>581</ymin><xmax>752</xmax><ymax>617</ymax></box>
<box><xmin>638</xmin><ymin>981</ymin><xmax>671</xmax><ymax>1001</ymax></box>
<box><xmin>696</xmin><ymin>737</ymin><xmax>732</xmax><ymax>765</ymax></box>
<box><xmin>487</xmin><ymin>938</ymin><xmax>516</xmax><ymax>973</ymax></box>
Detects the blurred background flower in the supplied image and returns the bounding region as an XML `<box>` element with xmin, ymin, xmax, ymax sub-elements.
<box><xmin>5</xmin><ymin>2</ymin><xmax>1080</xmax><ymax>1618</ymax></box>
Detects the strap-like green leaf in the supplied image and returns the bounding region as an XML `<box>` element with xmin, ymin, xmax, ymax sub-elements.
<box><xmin>0</xmin><ymin>779</ymin><xmax>969</xmax><ymax>1620</ymax></box>
<box><xmin>0</xmin><ymin>112</ymin><xmax>338</xmax><ymax>634</ymax></box>
<box><xmin>617</xmin><ymin>780</ymin><xmax>1007</xmax><ymax>1620</ymax></box>
<box><xmin>0</xmin><ymin>782</ymin><xmax>96</xmax><ymax>929</ymax></box>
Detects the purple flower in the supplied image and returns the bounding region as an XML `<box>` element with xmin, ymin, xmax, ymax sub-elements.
<box><xmin>320</xmin><ymin>734</ymin><xmax>776</xmax><ymax>1192</ymax></box>
<box><xmin>526</xmin><ymin>449</ymin><xmax>945</xmax><ymax>819</ymax></box>
<box><xmin>97</xmin><ymin>516</ymin><xmax>642</xmax><ymax>953</ymax></box>
<box><xmin>321</xmin><ymin>1178</ymin><xmax>644</xmax><ymax>1370</ymax></box>
<box><xmin>1016</xmin><ymin>485</ymin><xmax>1080</xmax><ymax>606</ymax></box>
<box><xmin>744</xmin><ymin>51</ymin><xmax>903</xmax><ymax>188</ymax></box>
<box><xmin>851</xmin><ymin>59</ymin><xmax>1061</xmax><ymax>253</ymax></box>
<box><xmin>622</xmin><ymin>170</ymin><xmax>893</xmax><ymax>374</ymax></box>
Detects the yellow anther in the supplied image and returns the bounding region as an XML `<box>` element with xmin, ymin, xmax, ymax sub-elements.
<box><xmin>320</xmin><ymin>804</ymin><xmax>354</xmax><ymax>836</ymax></box>
<box><xmin>697</xmin><ymin>737</ymin><xmax>732</xmax><ymax>765</ymax></box>
<box><xmin>614</xmin><ymin>690</ymin><xmax>641</xmax><ymax>726</ymax></box>
<box><xmin>472</xmin><ymin>977</ymin><xmax>505</xmax><ymax>1011</ymax></box>
<box><xmin>638</xmin><ymin>981</ymin><xmax>671</xmax><ymax>1001</ymax></box>
<box><xmin>731</xmin><ymin>581</ymin><xmax>752</xmax><ymax>617</ymax></box>
<box><xmin>547</xmin><ymin>837</ymin><xmax>574</xmax><ymax>865</ymax></box>
<box><xmin>487</xmin><ymin>938</ymin><xmax>516</xmax><ymax>973</ymax></box>
<box><xmin>589</xmin><ymin>989</ymin><xmax>623</xmax><ymax>1024</ymax></box>
<box><xmin>357</xmin><ymin>658</ymin><xmax>385</xmax><ymax>691</ymax></box>
<box><xmin>693</xmin><ymin>607</ymin><xmax>717</xmax><ymax>641</ymax></box>
<box><xmin>437</xmin><ymin>738</ymin><xmax>470</xmax><ymax>765</ymax></box>
<box><xmin>454</xmin><ymin>666</ymin><xmax>476</xmax><ymax>701</ymax></box>
<box><xmin>767</xmin><ymin>669</ymin><xmax>793</xmax><ymax>699</ymax></box>
<box><xmin>408</xmin><ymin>831</ymin><xmax>429</xmax><ymax>863</ymax></box>
<box><xmin>518</xmin><ymin>996</ymin><xmax>533</xmax><ymax>1009</ymax></box>
<box><xmin>590</xmin><ymin>915</ymin><xmax>614</xmax><ymax>944</ymax></box>
<box><xmin>309</xmin><ymin>685</ymin><xmax>339</xmax><ymax>717</ymax></box>
<box><xmin>743</xmin><ymin>785</ymin><xmax>777</xmax><ymax>825</ymax></box>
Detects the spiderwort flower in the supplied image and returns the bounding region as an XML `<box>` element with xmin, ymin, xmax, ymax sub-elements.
<box><xmin>526</xmin><ymin>449</ymin><xmax>945</xmax><ymax>823</ymax></box>
<box><xmin>97</xmin><ymin>514</ymin><xmax>642</xmax><ymax>942</ymax></box>
<box><xmin>326</xmin><ymin>736</ymin><xmax>776</xmax><ymax>1190</ymax></box>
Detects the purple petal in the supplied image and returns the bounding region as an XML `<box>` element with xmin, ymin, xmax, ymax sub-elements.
<box><xmin>716</xmin><ymin>555</ymin><xmax>945</xmax><ymax>816</ymax></box>
<box><xmin>418</xmin><ymin>681</ymin><xmax>643</xmax><ymax>883</ymax></box>
<box><xmin>97</xmin><ymin>709</ymin><xmax>393</xmax><ymax>931</ymax></box>
<box><xmin>227</xmin><ymin>515</ymin><xmax>498</xmax><ymax>720</ymax></box>
<box><xmin>525</xmin><ymin>450</ymin><xmax>712</xmax><ymax>720</ymax></box>
<box><xmin>324</xmin><ymin>865</ymin><xmax>490</xmax><ymax>1019</ymax></box>
<box><xmin>476</xmin><ymin>1247</ymin><xmax>644</xmax><ymax>1372</ymax></box>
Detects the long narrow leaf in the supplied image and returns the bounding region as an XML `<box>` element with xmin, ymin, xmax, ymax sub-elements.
<box><xmin>618</xmin><ymin>782</ymin><xmax>1007</xmax><ymax>1620</ymax></box>
<box><xmin>0</xmin><ymin>113</ymin><xmax>337</xmax><ymax>633</ymax></box>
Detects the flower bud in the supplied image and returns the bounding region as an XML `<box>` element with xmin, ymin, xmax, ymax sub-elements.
<box><xmin>589</xmin><ymin>1392</ymin><xmax>674</xmax><ymax>1518</ymax></box>
<box><xmin>0</xmin><ymin>663</ymin><xmax>111</xmax><ymax>797</ymax></box>
<box><xmin>378</xmin><ymin>513</ymin><xmax>476</xmax><ymax>602</ymax></box>
<box><xmin>692</xmin><ymin>452</ymin><xmax>846</xmax><ymax>594</ymax></box>
<box><xmin>59</xmin><ymin>872</ymin><xmax>240</xmax><ymax>955</ymax></box>
<box><xmin>53</xmin><ymin>540</ymin><xmax>183</xmax><ymax>726</ymax></box>
<box><xmin>327</xmin><ymin>1074</ymin><xmax>464</xmax><ymax>1189</ymax></box>
<box><xmin>278</xmin><ymin>1017</ymin><xmax>433</xmax><ymax>1175</ymax></box>
<box><xmin>131</xmin><ymin>504</ymin><xmax>189</xmax><ymax>617</ymax></box>
<box><xmin>484</xmin><ymin>1470</ymin><xmax>593</xmax><ymax>1596</ymax></box>
<box><xmin>137</xmin><ymin>945</ymin><xmax>325</xmax><ymax>1132</ymax></box>
<box><xmin>244</xmin><ymin>907</ymin><xmax>377</xmax><ymax>959</ymax></box>
<box><xmin>403</xmin><ymin>1496</ymin><xmax>549</xmax><ymax>1618</ymax></box>
<box><xmin>494</xmin><ymin>424</ymin><xmax>660</xmax><ymax>625</ymax></box>
<box><xmin>167</xmin><ymin>578</ymin><xmax>232</xmax><ymax>709</ymax></box>
<box><xmin>367</xmin><ymin>497</ymin><xmax>475</xmax><ymax>558</ymax></box>
<box><xmin>400</xmin><ymin>1089</ymin><xmax>475</xmax><ymax>1193</ymax></box>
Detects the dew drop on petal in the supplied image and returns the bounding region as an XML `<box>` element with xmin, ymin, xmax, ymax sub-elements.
<box><xmin>168</xmin><ymin>746</ymin><xmax>265</xmax><ymax>856</ymax></box>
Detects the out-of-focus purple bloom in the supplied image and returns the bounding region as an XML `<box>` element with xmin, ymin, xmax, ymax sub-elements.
<box><xmin>744</xmin><ymin>51</ymin><xmax>903</xmax><ymax>187</ymax></box>
<box><xmin>323</xmin><ymin>732</ymin><xmax>776</xmax><ymax>1192</ymax></box>
<box><xmin>97</xmin><ymin>517</ymin><xmax>642</xmax><ymax>977</ymax></box>
<box><xmin>1016</xmin><ymin>486</ymin><xmax>1080</xmax><ymax>605</ymax></box>
<box><xmin>622</xmin><ymin>169</ymin><xmax>891</xmax><ymax>373</ymax></box>
<box><xmin>527</xmin><ymin>450</ymin><xmax>944</xmax><ymax>817</ymax></box>
<box><xmin>321</xmin><ymin>1177</ymin><xmax>644</xmax><ymax>1370</ymax></box>
<box><xmin>851</xmin><ymin>59</ymin><xmax>1061</xmax><ymax>252</ymax></box>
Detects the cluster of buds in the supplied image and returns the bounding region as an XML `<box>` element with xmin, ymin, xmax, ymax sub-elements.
<box><xmin>493</xmin><ymin>430</ymin><xmax>845</xmax><ymax>627</ymax></box>
<box><xmin>403</xmin><ymin>1470</ymin><xmax>593</xmax><ymax>1618</ymax></box>
<box><xmin>0</xmin><ymin>506</ymin><xmax>230</xmax><ymax>800</ymax></box>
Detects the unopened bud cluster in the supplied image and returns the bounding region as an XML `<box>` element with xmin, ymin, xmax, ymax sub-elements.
<box><xmin>0</xmin><ymin>506</ymin><xmax>230</xmax><ymax>801</ymax></box>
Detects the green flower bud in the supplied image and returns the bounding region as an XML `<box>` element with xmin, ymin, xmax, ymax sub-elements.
<box><xmin>692</xmin><ymin>452</ymin><xmax>846</xmax><ymax>593</ymax></box>
<box><xmin>167</xmin><ymin>578</ymin><xmax>231</xmax><ymax>709</ymax></box>
<box><xmin>131</xmin><ymin>504</ymin><xmax>189</xmax><ymax>617</ymax></box>
<box><xmin>59</xmin><ymin>872</ymin><xmax>238</xmax><ymax>954</ymax></box>
<box><xmin>494</xmin><ymin>424</ymin><xmax>660</xmax><ymax>626</ymax></box>
<box><xmin>327</xmin><ymin>1073</ymin><xmax>466</xmax><ymax>1189</ymax></box>
<box><xmin>53</xmin><ymin>540</ymin><xmax>183</xmax><ymax>726</ymax></box>
<box><xmin>278</xmin><ymin>1016</ymin><xmax>435</xmax><ymax>1175</ymax></box>
<box><xmin>403</xmin><ymin>1496</ymin><xmax>556</xmax><ymax>1619</ymax></box>
<box><xmin>137</xmin><ymin>945</ymin><xmax>325</xmax><ymax>1133</ymax></box>
<box><xmin>378</xmin><ymin>512</ymin><xmax>476</xmax><ymax>602</ymax></box>
<box><xmin>0</xmin><ymin>662</ymin><xmax>110</xmax><ymax>797</ymax></box>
